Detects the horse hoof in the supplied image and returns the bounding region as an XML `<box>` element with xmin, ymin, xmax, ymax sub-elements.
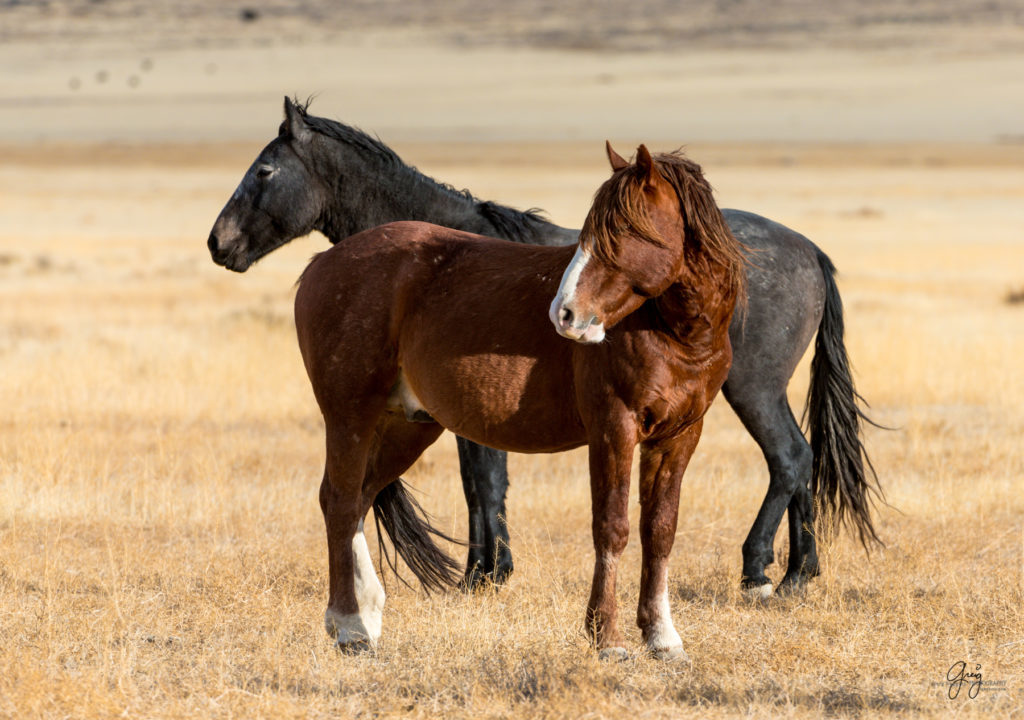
<box><xmin>458</xmin><ymin>573</ymin><xmax>485</xmax><ymax>593</ymax></box>
<box><xmin>775</xmin><ymin>579</ymin><xmax>808</xmax><ymax>598</ymax></box>
<box><xmin>743</xmin><ymin>582</ymin><xmax>773</xmax><ymax>600</ymax></box>
<box><xmin>652</xmin><ymin>645</ymin><xmax>691</xmax><ymax>664</ymax></box>
<box><xmin>459</xmin><ymin>563</ymin><xmax>512</xmax><ymax>593</ymax></box>
<box><xmin>491</xmin><ymin>561</ymin><xmax>514</xmax><ymax>586</ymax></box>
<box><xmin>458</xmin><ymin>572</ymin><xmax>499</xmax><ymax>594</ymax></box>
<box><xmin>335</xmin><ymin>637</ymin><xmax>373</xmax><ymax>655</ymax></box>
<box><xmin>598</xmin><ymin>646</ymin><xmax>629</xmax><ymax>663</ymax></box>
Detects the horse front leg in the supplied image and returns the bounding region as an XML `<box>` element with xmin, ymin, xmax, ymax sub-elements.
<box><xmin>585</xmin><ymin>416</ymin><xmax>637</xmax><ymax>661</ymax></box>
<box><xmin>637</xmin><ymin>421</ymin><xmax>702</xmax><ymax>662</ymax></box>
<box><xmin>319</xmin><ymin>471</ymin><xmax>378</xmax><ymax>651</ymax></box>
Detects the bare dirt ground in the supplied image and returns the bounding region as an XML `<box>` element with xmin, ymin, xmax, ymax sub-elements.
<box><xmin>1</xmin><ymin>3</ymin><xmax>1023</xmax><ymax>718</ymax></box>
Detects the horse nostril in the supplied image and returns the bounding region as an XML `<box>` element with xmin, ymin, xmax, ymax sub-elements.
<box><xmin>559</xmin><ymin>305</ymin><xmax>574</xmax><ymax>327</ymax></box>
<box><xmin>207</xmin><ymin>232</ymin><xmax>219</xmax><ymax>255</ymax></box>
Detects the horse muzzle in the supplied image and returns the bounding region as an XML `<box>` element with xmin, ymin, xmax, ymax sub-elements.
<box><xmin>549</xmin><ymin>297</ymin><xmax>606</xmax><ymax>344</ymax></box>
<box><xmin>207</xmin><ymin>216</ymin><xmax>252</xmax><ymax>272</ymax></box>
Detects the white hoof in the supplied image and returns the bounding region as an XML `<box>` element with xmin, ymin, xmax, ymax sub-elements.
<box><xmin>651</xmin><ymin>644</ymin><xmax>691</xmax><ymax>663</ymax></box>
<box><xmin>644</xmin><ymin>613</ymin><xmax>684</xmax><ymax>660</ymax></box>
<box><xmin>598</xmin><ymin>646</ymin><xmax>629</xmax><ymax>662</ymax></box>
<box><xmin>744</xmin><ymin>582</ymin><xmax>773</xmax><ymax>600</ymax></box>
<box><xmin>325</xmin><ymin>609</ymin><xmax>376</xmax><ymax>652</ymax></box>
<box><xmin>335</xmin><ymin>635</ymin><xmax>373</xmax><ymax>655</ymax></box>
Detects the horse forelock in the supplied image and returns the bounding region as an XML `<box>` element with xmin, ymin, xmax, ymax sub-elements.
<box><xmin>582</xmin><ymin>150</ymin><xmax>747</xmax><ymax>306</ymax></box>
<box><xmin>581</xmin><ymin>166</ymin><xmax>667</xmax><ymax>265</ymax></box>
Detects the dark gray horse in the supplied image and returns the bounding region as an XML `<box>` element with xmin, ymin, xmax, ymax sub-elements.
<box><xmin>208</xmin><ymin>98</ymin><xmax>880</xmax><ymax>596</ymax></box>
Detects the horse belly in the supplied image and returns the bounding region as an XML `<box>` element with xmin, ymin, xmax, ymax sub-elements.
<box><xmin>402</xmin><ymin>351</ymin><xmax>584</xmax><ymax>454</ymax></box>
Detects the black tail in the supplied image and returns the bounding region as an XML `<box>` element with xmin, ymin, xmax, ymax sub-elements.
<box><xmin>372</xmin><ymin>479</ymin><xmax>463</xmax><ymax>593</ymax></box>
<box><xmin>806</xmin><ymin>249</ymin><xmax>884</xmax><ymax>548</ymax></box>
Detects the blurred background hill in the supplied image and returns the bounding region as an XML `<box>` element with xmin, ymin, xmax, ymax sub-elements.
<box><xmin>4</xmin><ymin>0</ymin><xmax>1024</xmax><ymax>52</ymax></box>
<box><xmin>2</xmin><ymin>0</ymin><xmax>1024</xmax><ymax>143</ymax></box>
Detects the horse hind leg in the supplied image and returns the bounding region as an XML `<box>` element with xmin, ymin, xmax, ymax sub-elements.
<box><xmin>778</xmin><ymin>479</ymin><xmax>819</xmax><ymax>595</ymax></box>
<box><xmin>320</xmin><ymin>411</ymin><xmax>444</xmax><ymax>652</ymax></box>
<box><xmin>319</xmin><ymin>424</ymin><xmax>378</xmax><ymax>653</ymax></box>
<box><xmin>455</xmin><ymin>439</ymin><xmax>513</xmax><ymax>590</ymax></box>
<box><xmin>323</xmin><ymin>512</ymin><xmax>385</xmax><ymax>652</ymax></box>
<box><xmin>724</xmin><ymin>386</ymin><xmax>815</xmax><ymax>598</ymax></box>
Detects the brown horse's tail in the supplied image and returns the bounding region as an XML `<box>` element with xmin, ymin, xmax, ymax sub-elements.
<box><xmin>372</xmin><ymin>479</ymin><xmax>463</xmax><ymax>592</ymax></box>
<box><xmin>806</xmin><ymin>249</ymin><xmax>885</xmax><ymax>548</ymax></box>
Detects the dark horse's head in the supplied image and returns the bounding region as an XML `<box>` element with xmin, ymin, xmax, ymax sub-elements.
<box><xmin>208</xmin><ymin>97</ymin><xmax>329</xmax><ymax>272</ymax></box>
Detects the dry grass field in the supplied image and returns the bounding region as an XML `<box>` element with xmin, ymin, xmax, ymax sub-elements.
<box><xmin>1</xmin><ymin>139</ymin><xmax>1022</xmax><ymax>719</ymax></box>
<box><xmin>3</xmin><ymin>2</ymin><xmax>1024</xmax><ymax>717</ymax></box>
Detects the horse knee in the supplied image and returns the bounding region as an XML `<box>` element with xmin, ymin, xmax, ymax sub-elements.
<box><xmin>595</xmin><ymin>521</ymin><xmax>629</xmax><ymax>556</ymax></box>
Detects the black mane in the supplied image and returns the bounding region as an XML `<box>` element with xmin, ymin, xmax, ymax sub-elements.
<box><xmin>478</xmin><ymin>201</ymin><xmax>549</xmax><ymax>244</ymax></box>
<box><xmin>290</xmin><ymin>99</ymin><xmax>404</xmax><ymax>169</ymax></box>
<box><xmin>291</xmin><ymin>99</ymin><xmax>552</xmax><ymax>244</ymax></box>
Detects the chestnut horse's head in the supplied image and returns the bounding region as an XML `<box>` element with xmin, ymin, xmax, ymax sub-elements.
<box><xmin>549</xmin><ymin>142</ymin><xmax>743</xmax><ymax>343</ymax></box>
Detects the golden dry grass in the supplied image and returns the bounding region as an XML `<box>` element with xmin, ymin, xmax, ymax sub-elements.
<box><xmin>1</xmin><ymin>142</ymin><xmax>1022</xmax><ymax>719</ymax></box>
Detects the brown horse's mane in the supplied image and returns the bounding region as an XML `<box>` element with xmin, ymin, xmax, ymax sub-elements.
<box><xmin>582</xmin><ymin>150</ymin><xmax>747</xmax><ymax>307</ymax></box>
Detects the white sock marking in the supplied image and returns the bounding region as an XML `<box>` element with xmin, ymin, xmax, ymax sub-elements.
<box><xmin>324</xmin><ymin>519</ymin><xmax>385</xmax><ymax>647</ymax></box>
<box><xmin>645</xmin><ymin>585</ymin><xmax>683</xmax><ymax>655</ymax></box>
<box><xmin>352</xmin><ymin>519</ymin><xmax>384</xmax><ymax>643</ymax></box>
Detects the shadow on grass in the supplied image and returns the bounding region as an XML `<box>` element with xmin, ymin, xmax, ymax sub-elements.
<box><xmin>676</xmin><ymin>679</ymin><xmax>920</xmax><ymax>716</ymax></box>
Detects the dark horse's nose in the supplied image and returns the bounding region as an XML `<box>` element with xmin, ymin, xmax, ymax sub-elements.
<box><xmin>208</xmin><ymin>231</ymin><xmax>221</xmax><ymax>258</ymax></box>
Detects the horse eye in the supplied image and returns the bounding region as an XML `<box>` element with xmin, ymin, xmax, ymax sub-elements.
<box><xmin>256</xmin><ymin>165</ymin><xmax>275</xmax><ymax>179</ymax></box>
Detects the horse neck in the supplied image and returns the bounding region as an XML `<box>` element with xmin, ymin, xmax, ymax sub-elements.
<box><xmin>654</xmin><ymin>249</ymin><xmax>736</xmax><ymax>346</ymax></box>
<box><xmin>312</xmin><ymin>139</ymin><xmax>576</xmax><ymax>246</ymax></box>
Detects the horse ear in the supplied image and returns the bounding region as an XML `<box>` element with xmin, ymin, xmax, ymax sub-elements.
<box><xmin>282</xmin><ymin>96</ymin><xmax>312</xmax><ymax>142</ymax></box>
<box><xmin>606</xmin><ymin>141</ymin><xmax>629</xmax><ymax>172</ymax></box>
<box><xmin>636</xmin><ymin>144</ymin><xmax>656</xmax><ymax>186</ymax></box>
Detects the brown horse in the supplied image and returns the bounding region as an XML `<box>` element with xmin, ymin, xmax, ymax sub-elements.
<box><xmin>294</xmin><ymin>143</ymin><xmax>746</xmax><ymax>660</ymax></box>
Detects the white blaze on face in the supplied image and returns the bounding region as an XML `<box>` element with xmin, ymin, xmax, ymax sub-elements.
<box><xmin>553</xmin><ymin>245</ymin><xmax>590</xmax><ymax>312</ymax></box>
<box><xmin>324</xmin><ymin>518</ymin><xmax>385</xmax><ymax>648</ymax></box>
<box><xmin>550</xmin><ymin>245</ymin><xmax>606</xmax><ymax>343</ymax></box>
